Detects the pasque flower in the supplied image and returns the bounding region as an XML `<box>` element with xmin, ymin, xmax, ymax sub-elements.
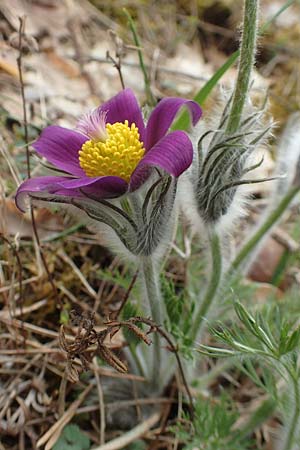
<box><xmin>16</xmin><ymin>88</ymin><xmax>201</xmax><ymax>211</ymax></box>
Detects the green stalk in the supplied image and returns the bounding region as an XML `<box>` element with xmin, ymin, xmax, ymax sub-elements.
<box><xmin>123</xmin><ymin>9</ymin><xmax>156</xmax><ymax>106</ymax></box>
<box><xmin>226</xmin><ymin>0</ymin><xmax>259</xmax><ymax>134</ymax></box>
<box><xmin>282</xmin><ymin>373</ymin><xmax>300</xmax><ymax>450</ymax></box>
<box><xmin>173</xmin><ymin>0</ymin><xmax>296</xmax><ymax>132</ymax></box>
<box><xmin>190</xmin><ymin>1</ymin><xmax>259</xmax><ymax>341</ymax></box>
<box><xmin>140</xmin><ymin>257</ymin><xmax>165</xmax><ymax>390</ymax></box>
<box><xmin>231</xmin><ymin>186</ymin><xmax>300</xmax><ymax>272</ymax></box>
<box><xmin>191</xmin><ymin>232</ymin><xmax>222</xmax><ymax>341</ymax></box>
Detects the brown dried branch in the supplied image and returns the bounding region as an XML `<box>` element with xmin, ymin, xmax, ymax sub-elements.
<box><xmin>67</xmin><ymin>13</ymin><xmax>98</xmax><ymax>97</ymax></box>
<box><xmin>106</xmin><ymin>29</ymin><xmax>127</xmax><ymax>90</ymax></box>
<box><xmin>16</xmin><ymin>17</ymin><xmax>30</xmax><ymax>179</ymax></box>
<box><xmin>106</xmin><ymin>51</ymin><xmax>125</xmax><ymax>90</ymax></box>
<box><xmin>93</xmin><ymin>356</ymin><xmax>106</xmax><ymax>445</ymax></box>
<box><xmin>109</xmin><ymin>317</ymin><xmax>195</xmax><ymax>417</ymax></box>
<box><xmin>16</xmin><ymin>16</ymin><xmax>58</xmax><ymax>303</ymax></box>
<box><xmin>112</xmin><ymin>268</ymin><xmax>139</xmax><ymax>320</ymax></box>
<box><xmin>92</xmin><ymin>411</ymin><xmax>160</xmax><ymax>450</ymax></box>
<box><xmin>58</xmin><ymin>310</ymin><xmax>193</xmax><ymax>417</ymax></box>
<box><xmin>59</xmin><ymin>310</ymin><xmax>125</xmax><ymax>381</ymax></box>
<box><xmin>0</xmin><ymin>234</ymin><xmax>24</xmax><ymax>315</ymax></box>
<box><xmin>36</xmin><ymin>384</ymin><xmax>92</xmax><ymax>450</ymax></box>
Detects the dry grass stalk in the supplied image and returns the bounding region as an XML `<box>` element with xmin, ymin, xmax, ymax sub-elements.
<box><xmin>92</xmin><ymin>411</ymin><xmax>160</xmax><ymax>450</ymax></box>
<box><xmin>36</xmin><ymin>384</ymin><xmax>92</xmax><ymax>449</ymax></box>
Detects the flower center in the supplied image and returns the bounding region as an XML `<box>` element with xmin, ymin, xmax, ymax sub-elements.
<box><xmin>78</xmin><ymin>120</ymin><xmax>145</xmax><ymax>181</ymax></box>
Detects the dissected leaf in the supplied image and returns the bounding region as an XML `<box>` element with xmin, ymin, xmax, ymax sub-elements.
<box><xmin>53</xmin><ymin>424</ymin><xmax>90</xmax><ymax>450</ymax></box>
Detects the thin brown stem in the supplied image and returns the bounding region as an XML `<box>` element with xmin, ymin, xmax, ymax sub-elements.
<box><xmin>16</xmin><ymin>17</ymin><xmax>30</xmax><ymax>178</ymax></box>
<box><xmin>106</xmin><ymin>51</ymin><xmax>125</xmax><ymax>90</ymax></box>
<box><xmin>113</xmin><ymin>268</ymin><xmax>139</xmax><ymax>319</ymax></box>
<box><xmin>151</xmin><ymin>322</ymin><xmax>194</xmax><ymax>418</ymax></box>
<box><xmin>106</xmin><ymin>317</ymin><xmax>194</xmax><ymax>417</ymax></box>
<box><xmin>16</xmin><ymin>16</ymin><xmax>58</xmax><ymax>303</ymax></box>
<box><xmin>93</xmin><ymin>357</ymin><xmax>106</xmax><ymax>445</ymax></box>
<box><xmin>0</xmin><ymin>234</ymin><xmax>25</xmax><ymax>346</ymax></box>
<box><xmin>67</xmin><ymin>15</ymin><xmax>97</xmax><ymax>96</ymax></box>
<box><xmin>0</xmin><ymin>234</ymin><xmax>23</xmax><ymax>311</ymax></box>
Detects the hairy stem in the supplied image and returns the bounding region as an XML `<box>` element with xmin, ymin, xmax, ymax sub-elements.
<box><xmin>282</xmin><ymin>373</ymin><xmax>300</xmax><ymax>450</ymax></box>
<box><xmin>226</xmin><ymin>0</ymin><xmax>259</xmax><ymax>134</ymax></box>
<box><xmin>140</xmin><ymin>257</ymin><xmax>165</xmax><ymax>390</ymax></box>
<box><xmin>231</xmin><ymin>186</ymin><xmax>300</xmax><ymax>272</ymax></box>
<box><xmin>191</xmin><ymin>232</ymin><xmax>222</xmax><ymax>341</ymax></box>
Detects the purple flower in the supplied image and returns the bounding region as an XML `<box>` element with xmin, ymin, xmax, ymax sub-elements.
<box><xmin>16</xmin><ymin>88</ymin><xmax>202</xmax><ymax>211</ymax></box>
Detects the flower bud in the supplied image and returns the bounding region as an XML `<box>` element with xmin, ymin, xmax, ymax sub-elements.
<box><xmin>180</xmin><ymin>94</ymin><xmax>272</xmax><ymax>233</ymax></box>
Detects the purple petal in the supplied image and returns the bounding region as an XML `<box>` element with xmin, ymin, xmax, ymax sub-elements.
<box><xmin>15</xmin><ymin>176</ymin><xmax>79</xmax><ymax>212</ymax></box>
<box><xmin>33</xmin><ymin>126</ymin><xmax>88</xmax><ymax>176</ymax></box>
<box><xmin>16</xmin><ymin>175</ymin><xmax>128</xmax><ymax>212</ymax></box>
<box><xmin>145</xmin><ymin>98</ymin><xmax>202</xmax><ymax>150</ymax></box>
<box><xmin>129</xmin><ymin>131</ymin><xmax>193</xmax><ymax>191</ymax></box>
<box><xmin>57</xmin><ymin>176</ymin><xmax>128</xmax><ymax>198</ymax></box>
<box><xmin>98</xmin><ymin>88</ymin><xmax>146</xmax><ymax>143</ymax></box>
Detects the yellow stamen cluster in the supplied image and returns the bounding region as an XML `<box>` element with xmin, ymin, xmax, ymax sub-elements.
<box><xmin>79</xmin><ymin>120</ymin><xmax>145</xmax><ymax>181</ymax></box>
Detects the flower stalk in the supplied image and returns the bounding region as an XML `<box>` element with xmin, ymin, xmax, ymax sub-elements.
<box><xmin>191</xmin><ymin>232</ymin><xmax>222</xmax><ymax>341</ymax></box>
<box><xmin>140</xmin><ymin>257</ymin><xmax>166</xmax><ymax>390</ymax></box>
<box><xmin>189</xmin><ymin>0</ymin><xmax>265</xmax><ymax>343</ymax></box>
<box><xmin>281</xmin><ymin>369</ymin><xmax>300</xmax><ymax>450</ymax></box>
<box><xmin>226</xmin><ymin>0</ymin><xmax>259</xmax><ymax>135</ymax></box>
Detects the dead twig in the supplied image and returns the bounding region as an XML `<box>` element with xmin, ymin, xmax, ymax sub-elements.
<box><xmin>58</xmin><ymin>310</ymin><xmax>194</xmax><ymax>416</ymax></box>
<box><xmin>106</xmin><ymin>51</ymin><xmax>125</xmax><ymax>90</ymax></box>
<box><xmin>16</xmin><ymin>17</ymin><xmax>30</xmax><ymax>179</ymax></box>
<box><xmin>107</xmin><ymin>28</ymin><xmax>141</xmax><ymax>90</ymax></box>
<box><xmin>112</xmin><ymin>268</ymin><xmax>139</xmax><ymax>320</ymax></box>
<box><xmin>106</xmin><ymin>317</ymin><xmax>194</xmax><ymax>416</ymax></box>
<box><xmin>79</xmin><ymin>55</ymin><xmax>208</xmax><ymax>82</ymax></box>
<box><xmin>67</xmin><ymin>8</ymin><xmax>98</xmax><ymax>97</ymax></box>
<box><xmin>59</xmin><ymin>310</ymin><xmax>128</xmax><ymax>382</ymax></box>
<box><xmin>57</xmin><ymin>249</ymin><xmax>98</xmax><ymax>300</ymax></box>
<box><xmin>36</xmin><ymin>384</ymin><xmax>92</xmax><ymax>450</ymax></box>
<box><xmin>92</xmin><ymin>411</ymin><xmax>160</xmax><ymax>450</ymax></box>
<box><xmin>0</xmin><ymin>234</ymin><xmax>24</xmax><ymax>313</ymax></box>
<box><xmin>105</xmin><ymin>317</ymin><xmax>194</xmax><ymax>417</ymax></box>
<box><xmin>93</xmin><ymin>356</ymin><xmax>106</xmax><ymax>445</ymax></box>
<box><xmin>16</xmin><ymin>16</ymin><xmax>58</xmax><ymax>303</ymax></box>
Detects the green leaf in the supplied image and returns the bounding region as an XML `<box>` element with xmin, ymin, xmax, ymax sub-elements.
<box><xmin>172</xmin><ymin>393</ymin><xmax>252</xmax><ymax>450</ymax></box>
<box><xmin>162</xmin><ymin>276</ymin><xmax>184</xmax><ymax>326</ymax></box>
<box><xmin>125</xmin><ymin>440</ymin><xmax>147</xmax><ymax>450</ymax></box>
<box><xmin>60</xmin><ymin>308</ymin><xmax>70</xmax><ymax>325</ymax></box>
<box><xmin>172</xmin><ymin>51</ymin><xmax>239</xmax><ymax>131</ymax></box>
<box><xmin>53</xmin><ymin>424</ymin><xmax>90</xmax><ymax>450</ymax></box>
<box><xmin>279</xmin><ymin>327</ymin><xmax>300</xmax><ymax>355</ymax></box>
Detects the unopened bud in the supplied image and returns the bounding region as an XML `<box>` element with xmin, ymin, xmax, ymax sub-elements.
<box><xmin>180</xmin><ymin>95</ymin><xmax>272</xmax><ymax>233</ymax></box>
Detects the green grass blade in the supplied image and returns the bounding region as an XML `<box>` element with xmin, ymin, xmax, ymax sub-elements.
<box><xmin>172</xmin><ymin>0</ymin><xmax>296</xmax><ymax>131</ymax></box>
<box><xmin>260</xmin><ymin>0</ymin><xmax>296</xmax><ymax>34</ymax></box>
<box><xmin>172</xmin><ymin>51</ymin><xmax>239</xmax><ymax>131</ymax></box>
<box><xmin>123</xmin><ymin>8</ymin><xmax>156</xmax><ymax>106</ymax></box>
